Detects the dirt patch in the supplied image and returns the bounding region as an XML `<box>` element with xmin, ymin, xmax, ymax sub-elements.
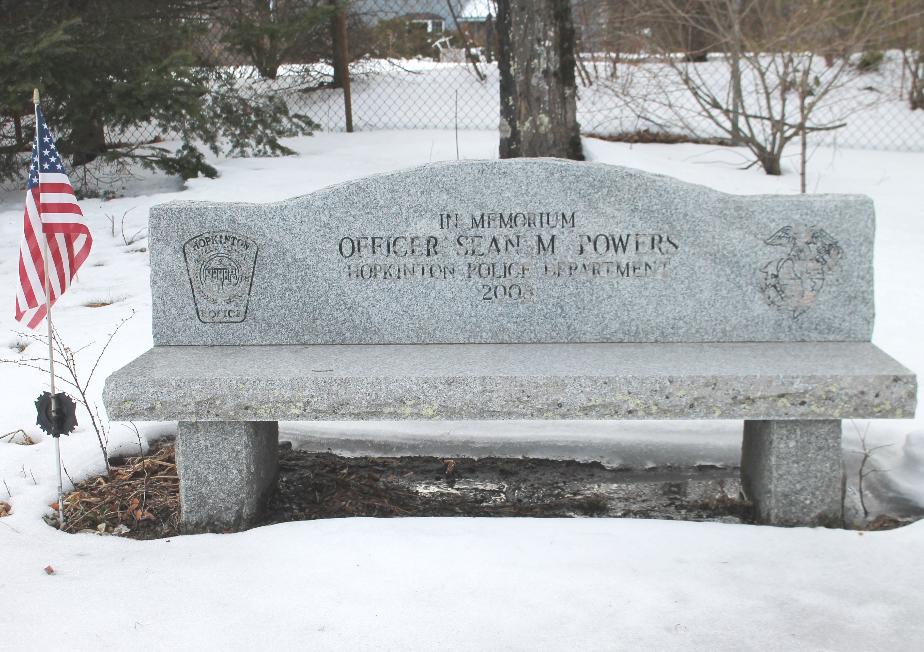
<box><xmin>48</xmin><ymin>439</ymin><xmax>924</xmax><ymax>537</ymax></box>
<box><xmin>585</xmin><ymin>129</ymin><xmax>733</xmax><ymax>146</ymax></box>
<box><xmin>54</xmin><ymin>440</ymin><xmax>758</xmax><ymax>538</ymax></box>
<box><xmin>262</xmin><ymin>445</ymin><xmax>752</xmax><ymax>525</ymax></box>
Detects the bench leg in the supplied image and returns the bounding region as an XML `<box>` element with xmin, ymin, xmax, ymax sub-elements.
<box><xmin>741</xmin><ymin>420</ymin><xmax>844</xmax><ymax>527</ymax></box>
<box><xmin>176</xmin><ymin>421</ymin><xmax>279</xmax><ymax>532</ymax></box>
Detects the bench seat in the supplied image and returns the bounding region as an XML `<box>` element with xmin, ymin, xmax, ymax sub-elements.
<box><xmin>104</xmin><ymin>341</ymin><xmax>915</xmax><ymax>422</ymax></box>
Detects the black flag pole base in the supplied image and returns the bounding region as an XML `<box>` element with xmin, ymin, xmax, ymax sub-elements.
<box><xmin>35</xmin><ymin>391</ymin><xmax>78</xmax><ymax>437</ymax></box>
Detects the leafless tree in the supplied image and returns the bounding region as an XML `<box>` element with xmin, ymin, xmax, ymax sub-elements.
<box><xmin>893</xmin><ymin>0</ymin><xmax>924</xmax><ymax>110</ymax></box>
<box><xmin>608</xmin><ymin>0</ymin><xmax>894</xmax><ymax>180</ymax></box>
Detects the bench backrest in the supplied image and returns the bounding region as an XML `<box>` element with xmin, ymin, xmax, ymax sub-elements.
<box><xmin>149</xmin><ymin>159</ymin><xmax>874</xmax><ymax>346</ymax></box>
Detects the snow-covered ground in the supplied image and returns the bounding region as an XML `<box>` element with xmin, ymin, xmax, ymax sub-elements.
<box><xmin>1</xmin><ymin>130</ymin><xmax>923</xmax><ymax>650</ymax></box>
<box><xmin>276</xmin><ymin>54</ymin><xmax>924</xmax><ymax>152</ymax></box>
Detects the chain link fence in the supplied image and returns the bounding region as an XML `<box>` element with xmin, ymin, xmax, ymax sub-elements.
<box><xmin>98</xmin><ymin>0</ymin><xmax>924</xmax><ymax>154</ymax></box>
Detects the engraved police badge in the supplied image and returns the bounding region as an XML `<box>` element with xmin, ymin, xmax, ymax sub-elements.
<box><xmin>183</xmin><ymin>231</ymin><xmax>258</xmax><ymax>323</ymax></box>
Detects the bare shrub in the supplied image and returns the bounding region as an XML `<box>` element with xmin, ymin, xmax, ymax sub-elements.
<box><xmin>0</xmin><ymin>312</ymin><xmax>135</xmax><ymax>472</ymax></box>
<box><xmin>851</xmin><ymin>422</ymin><xmax>893</xmax><ymax>521</ymax></box>
<box><xmin>106</xmin><ymin>207</ymin><xmax>146</xmax><ymax>246</ymax></box>
<box><xmin>593</xmin><ymin>0</ymin><xmax>905</xmax><ymax>184</ymax></box>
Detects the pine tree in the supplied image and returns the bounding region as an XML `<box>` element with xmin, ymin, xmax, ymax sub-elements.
<box><xmin>0</xmin><ymin>1</ymin><xmax>315</xmax><ymax>193</ymax></box>
<box><xmin>219</xmin><ymin>0</ymin><xmax>334</xmax><ymax>80</ymax></box>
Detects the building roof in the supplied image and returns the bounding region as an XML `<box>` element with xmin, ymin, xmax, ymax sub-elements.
<box><xmin>405</xmin><ymin>12</ymin><xmax>445</xmax><ymax>21</ymax></box>
<box><xmin>350</xmin><ymin>0</ymin><xmax>494</xmax><ymax>26</ymax></box>
<box><xmin>352</xmin><ymin>0</ymin><xmax>451</xmax><ymax>23</ymax></box>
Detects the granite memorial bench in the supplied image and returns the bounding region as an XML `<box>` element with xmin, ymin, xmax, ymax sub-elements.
<box><xmin>103</xmin><ymin>159</ymin><xmax>917</xmax><ymax>532</ymax></box>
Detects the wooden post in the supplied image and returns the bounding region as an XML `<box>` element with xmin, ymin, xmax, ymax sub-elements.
<box><xmin>330</xmin><ymin>0</ymin><xmax>353</xmax><ymax>133</ymax></box>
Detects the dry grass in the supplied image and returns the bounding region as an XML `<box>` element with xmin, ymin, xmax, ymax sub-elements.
<box><xmin>58</xmin><ymin>441</ymin><xmax>179</xmax><ymax>538</ymax></box>
<box><xmin>0</xmin><ymin>429</ymin><xmax>35</xmax><ymax>445</ymax></box>
<box><xmin>8</xmin><ymin>339</ymin><xmax>29</xmax><ymax>353</ymax></box>
<box><xmin>82</xmin><ymin>296</ymin><xmax>126</xmax><ymax>308</ymax></box>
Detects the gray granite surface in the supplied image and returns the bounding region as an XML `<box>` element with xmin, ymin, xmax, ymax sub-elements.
<box><xmin>742</xmin><ymin>420</ymin><xmax>844</xmax><ymax>526</ymax></box>
<box><xmin>149</xmin><ymin>159</ymin><xmax>875</xmax><ymax>346</ymax></box>
<box><xmin>176</xmin><ymin>420</ymin><xmax>278</xmax><ymax>532</ymax></box>
<box><xmin>114</xmin><ymin>160</ymin><xmax>911</xmax><ymax>531</ymax></box>
<box><xmin>103</xmin><ymin>341</ymin><xmax>916</xmax><ymax>422</ymax></box>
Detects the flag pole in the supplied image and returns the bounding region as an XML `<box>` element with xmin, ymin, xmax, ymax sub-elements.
<box><xmin>34</xmin><ymin>88</ymin><xmax>65</xmax><ymax>527</ymax></box>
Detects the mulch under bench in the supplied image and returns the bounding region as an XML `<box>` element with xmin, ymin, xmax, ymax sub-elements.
<box><xmin>263</xmin><ymin>446</ymin><xmax>753</xmax><ymax>525</ymax></box>
<box><xmin>55</xmin><ymin>439</ymin><xmax>759</xmax><ymax>539</ymax></box>
<box><xmin>53</xmin><ymin>439</ymin><xmax>919</xmax><ymax>539</ymax></box>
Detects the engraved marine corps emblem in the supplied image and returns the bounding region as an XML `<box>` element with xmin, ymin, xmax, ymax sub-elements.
<box><xmin>760</xmin><ymin>225</ymin><xmax>842</xmax><ymax>319</ymax></box>
<box><xmin>183</xmin><ymin>231</ymin><xmax>258</xmax><ymax>323</ymax></box>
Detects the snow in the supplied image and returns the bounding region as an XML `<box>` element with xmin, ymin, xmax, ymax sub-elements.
<box><xmin>284</xmin><ymin>419</ymin><xmax>744</xmax><ymax>470</ymax></box>
<box><xmin>272</xmin><ymin>55</ymin><xmax>924</xmax><ymax>152</ymax></box>
<box><xmin>577</xmin><ymin>51</ymin><xmax>924</xmax><ymax>153</ymax></box>
<box><xmin>458</xmin><ymin>0</ymin><xmax>496</xmax><ymax>20</ymax></box>
<box><xmin>3</xmin><ymin>518</ymin><xmax>923</xmax><ymax>650</ymax></box>
<box><xmin>1</xmin><ymin>129</ymin><xmax>924</xmax><ymax>649</ymax></box>
<box><xmin>894</xmin><ymin>433</ymin><xmax>924</xmax><ymax>505</ymax></box>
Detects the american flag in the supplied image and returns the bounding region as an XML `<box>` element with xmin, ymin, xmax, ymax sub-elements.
<box><xmin>15</xmin><ymin>105</ymin><xmax>93</xmax><ymax>329</ymax></box>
